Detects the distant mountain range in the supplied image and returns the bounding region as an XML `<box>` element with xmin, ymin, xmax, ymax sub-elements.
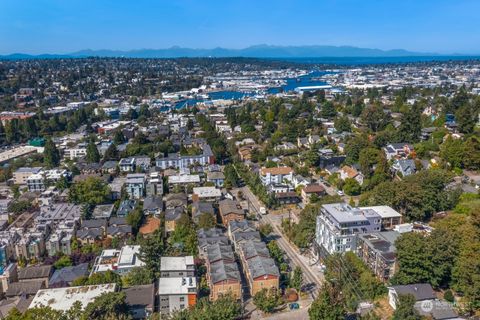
<box><xmin>0</xmin><ymin>45</ymin><xmax>441</xmax><ymax>60</ymax></box>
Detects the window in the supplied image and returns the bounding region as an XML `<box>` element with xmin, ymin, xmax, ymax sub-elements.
<box><xmin>179</xmin><ymin>297</ymin><xmax>185</xmax><ymax>302</ymax></box>
<box><xmin>178</xmin><ymin>272</ymin><xmax>183</xmax><ymax>276</ymax></box>
<box><xmin>180</xmin><ymin>304</ymin><xmax>185</xmax><ymax>309</ymax></box>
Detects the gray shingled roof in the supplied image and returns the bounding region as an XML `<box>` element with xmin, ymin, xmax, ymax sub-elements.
<box><xmin>49</xmin><ymin>263</ymin><xmax>89</xmax><ymax>287</ymax></box>
<box><xmin>218</xmin><ymin>199</ymin><xmax>244</xmax><ymax>216</ymax></box>
<box><xmin>240</xmin><ymin>240</ymin><xmax>270</xmax><ymax>261</ymax></box>
<box><xmin>5</xmin><ymin>281</ymin><xmax>44</xmax><ymax>297</ymax></box>
<box><xmin>197</xmin><ymin>228</ymin><xmax>224</xmax><ymax>238</ymax></box>
<box><xmin>229</xmin><ymin>220</ymin><xmax>256</xmax><ymax>234</ymax></box>
<box><xmin>232</xmin><ymin>231</ymin><xmax>262</xmax><ymax>244</ymax></box>
<box><xmin>17</xmin><ymin>265</ymin><xmax>53</xmax><ymax>281</ymax></box>
<box><xmin>143</xmin><ymin>196</ymin><xmax>163</xmax><ymax>211</ymax></box>
<box><xmin>390</xmin><ymin>283</ymin><xmax>436</xmax><ymax>301</ymax></box>
<box><xmin>210</xmin><ymin>260</ymin><xmax>241</xmax><ymax>284</ymax></box>
<box><xmin>206</xmin><ymin>243</ymin><xmax>235</xmax><ymax>264</ymax></box>
<box><xmin>246</xmin><ymin>256</ymin><xmax>279</xmax><ymax>279</ymax></box>
<box><xmin>165</xmin><ymin>207</ymin><xmax>184</xmax><ymax>221</ymax></box>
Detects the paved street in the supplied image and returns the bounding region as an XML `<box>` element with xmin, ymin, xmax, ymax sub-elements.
<box><xmin>239</xmin><ymin>186</ymin><xmax>324</xmax><ymax>298</ymax></box>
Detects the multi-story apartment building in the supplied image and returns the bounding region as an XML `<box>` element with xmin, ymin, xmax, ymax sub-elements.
<box><xmin>26</xmin><ymin>169</ymin><xmax>71</xmax><ymax>192</ymax></box>
<box><xmin>146</xmin><ymin>171</ymin><xmax>163</xmax><ymax>196</ymax></box>
<box><xmin>357</xmin><ymin>231</ymin><xmax>400</xmax><ymax>282</ymax></box>
<box><xmin>160</xmin><ymin>256</ymin><xmax>195</xmax><ymax>278</ymax></box>
<box><xmin>315</xmin><ymin>203</ymin><xmax>383</xmax><ymax>257</ymax></box>
<box><xmin>158</xmin><ymin>277</ymin><xmax>197</xmax><ymax>315</ymax></box>
<box><xmin>125</xmin><ymin>174</ymin><xmax>146</xmax><ymax>200</ymax></box>
<box><xmin>12</xmin><ymin>167</ymin><xmax>42</xmax><ymax>185</ymax></box>
<box><xmin>155</xmin><ymin>144</ymin><xmax>214</xmax><ymax>170</ymax></box>
<box><xmin>63</xmin><ymin>145</ymin><xmax>87</xmax><ymax>160</ymax></box>
<box><xmin>259</xmin><ymin>167</ymin><xmax>293</xmax><ymax>186</ymax></box>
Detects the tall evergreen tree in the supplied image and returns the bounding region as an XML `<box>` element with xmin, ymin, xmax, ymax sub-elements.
<box><xmin>43</xmin><ymin>138</ymin><xmax>60</xmax><ymax>168</ymax></box>
<box><xmin>396</xmin><ymin>104</ymin><xmax>422</xmax><ymax>143</ymax></box>
<box><xmin>86</xmin><ymin>140</ymin><xmax>101</xmax><ymax>163</ymax></box>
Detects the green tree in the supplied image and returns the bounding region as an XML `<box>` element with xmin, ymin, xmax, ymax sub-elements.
<box><xmin>139</xmin><ymin>229</ymin><xmax>164</xmax><ymax>277</ymax></box>
<box><xmin>343</xmin><ymin>178</ymin><xmax>361</xmax><ymax>196</ymax></box>
<box><xmin>126</xmin><ymin>207</ymin><xmax>143</xmax><ymax>234</ymax></box>
<box><xmin>463</xmin><ymin>136</ymin><xmax>480</xmax><ymax>170</ymax></box>
<box><xmin>392</xmin><ymin>233</ymin><xmax>430</xmax><ymax>284</ymax></box>
<box><xmin>86</xmin><ymin>140</ymin><xmax>101</xmax><ymax>163</ymax></box>
<box><xmin>44</xmin><ymin>137</ymin><xmax>60</xmax><ymax>168</ymax></box>
<box><xmin>334</xmin><ymin>116</ymin><xmax>351</xmax><ymax>133</ymax></box>
<box><xmin>321</xmin><ymin>101</ymin><xmax>337</xmax><ymax>118</ymax></box>
<box><xmin>396</xmin><ymin>104</ymin><xmax>422</xmax><ymax>143</ymax></box>
<box><xmin>113</xmin><ymin>130</ymin><xmax>126</xmax><ymax>144</ymax></box>
<box><xmin>69</xmin><ymin>177</ymin><xmax>111</xmax><ymax>205</ymax></box>
<box><xmin>54</xmin><ymin>255</ymin><xmax>72</xmax><ymax>269</ymax></box>
<box><xmin>121</xmin><ymin>267</ymin><xmax>153</xmax><ymax>287</ymax></box>
<box><xmin>196</xmin><ymin>212</ymin><xmax>216</xmax><ymax>229</ymax></box>
<box><xmin>392</xmin><ymin>294</ymin><xmax>422</xmax><ymax>320</ymax></box>
<box><xmin>361</xmin><ymin>104</ymin><xmax>390</xmax><ymax>131</ymax></box>
<box><xmin>440</xmin><ymin>136</ymin><xmax>465</xmax><ymax>169</ymax></box>
<box><xmin>290</xmin><ymin>266</ymin><xmax>303</xmax><ymax>291</ymax></box>
<box><xmin>171</xmin><ymin>294</ymin><xmax>241</xmax><ymax>320</ymax></box>
<box><xmin>455</xmin><ymin>104</ymin><xmax>476</xmax><ymax>134</ymax></box>
<box><xmin>253</xmin><ymin>287</ymin><xmax>283</xmax><ymax>314</ymax></box>
<box><xmin>308</xmin><ymin>283</ymin><xmax>346</xmax><ymax>320</ymax></box>
<box><xmin>83</xmin><ymin>292</ymin><xmax>130</xmax><ymax>320</ymax></box>
<box><xmin>103</xmin><ymin>143</ymin><xmax>119</xmax><ymax>161</ymax></box>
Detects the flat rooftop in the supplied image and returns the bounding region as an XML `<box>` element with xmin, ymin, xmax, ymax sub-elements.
<box><xmin>158</xmin><ymin>277</ymin><xmax>197</xmax><ymax>295</ymax></box>
<box><xmin>160</xmin><ymin>256</ymin><xmax>194</xmax><ymax>271</ymax></box>
<box><xmin>29</xmin><ymin>284</ymin><xmax>117</xmax><ymax>311</ymax></box>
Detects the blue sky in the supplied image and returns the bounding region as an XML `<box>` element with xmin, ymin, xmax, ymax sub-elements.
<box><xmin>0</xmin><ymin>0</ymin><xmax>479</xmax><ymax>54</ymax></box>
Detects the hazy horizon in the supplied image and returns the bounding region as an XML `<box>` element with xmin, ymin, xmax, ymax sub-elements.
<box><xmin>1</xmin><ymin>0</ymin><xmax>480</xmax><ymax>55</ymax></box>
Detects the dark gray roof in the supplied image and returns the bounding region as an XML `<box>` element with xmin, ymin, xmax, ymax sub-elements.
<box><xmin>102</xmin><ymin>160</ymin><xmax>118</xmax><ymax>169</ymax></box>
<box><xmin>416</xmin><ymin>300</ymin><xmax>459</xmax><ymax>320</ymax></box>
<box><xmin>107</xmin><ymin>225</ymin><xmax>132</xmax><ymax>236</ymax></box>
<box><xmin>391</xmin><ymin>283</ymin><xmax>436</xmax><ymax>301</ymax></box>
<box><xmin>229</xmin><ymin>220</ymin><xmax>256</xmax><ymax>234</ymax></box>
<box><xmin>49</xmin><ymin>263</ymin><xmax>89</xmax><ymax>287</ymax></box>
<box><xmin>219</xmin><ymin>199</ymin><xmax>244</xmax><ymax>216</ymax></box>
<box><xmin>246</xmin><ymin>256</ymin><xmax>279</xmax><ymax>279</ymax></box>
<box><xmin>206</xmin><ymin>243</ymin><xmax>235</xmax><ymax>264</ymax></box>
<box><xmin>232</xmin><ymin>231</ymin><xmax>262</xmax><ymax>244</ymax></box>
<box><xmin>198</xmin><ymin>236</ymin><xmax>229</xmax><ymax>251</ymax></box>
<box><xmin>143</xmin><ymin>196</ymin><xmax>163</xmax><ymax>211</ymax></box>
<box><xmin>117</xmin><ymin>199</ymin><xmax>137</xmax><ymax>217</ymax></box>
<box><xmin>197</xmin><ymin>228</ymin><xmax>224</xmax><ymax>238</ymax></box>
<box><xmin>165</xmin><ymin>207</ymin><xmax>184</xmax><ymax>221</ymax></box>
<box><xmin>123</xmin><ymin>284</ymin><xmax>155</xmax><ymax>310</ymax></box>
<box><xmin>81</xmin><ymin>219</ymin><xmax>107</xmax><ymax>229</ymax></box>
<box><xmin>5</xmin><ymin>281</ymin><xmax>45</xmax><ymax>297</ymax></box>
<box><xmin>76</xmin><ymin>228</ymin><xmax>104</xmax><ymax>239</ymax></box>
<box><xmin>17</xmin><ymin>265</ymin><xmax>53</xmax><ymax>280</ymax></box>
<box><xmin>192</xmin><ymin>201</ymin><xmax>215</xmax><ymax>217</ymax></box>
<box><xmin>109</xmin><ymin>216</ymin><xmax>128</xmax><ymax>226</ymax></box>
<box><xmin>240</xmin><ymin>241</ymin><xmax>270</xmax><ymax>261</ymax></box>
<box><xmin>210</xmin><ymin>260</ymin><xmax>241</xmax><ymax>284</ymax></box>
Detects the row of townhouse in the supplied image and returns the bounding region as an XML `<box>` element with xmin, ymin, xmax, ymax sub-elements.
<box><xmin>227</xmin><ymin>220</ymin><xmax>280</xmax><ymax>296</ymax></box>
<box><xmin>197</xmin><ymin>228</ymin><xmax>242</xmax><ymax>302</ymax></box>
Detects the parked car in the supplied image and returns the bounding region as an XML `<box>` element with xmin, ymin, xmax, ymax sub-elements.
<box><xmin>337</xmin><ymin>190</ymin><xmax>344</xmax><ymax>196</ymax></box>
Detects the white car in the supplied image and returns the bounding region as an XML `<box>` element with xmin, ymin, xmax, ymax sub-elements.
<box><xmin>337</xmin><ymin>190</ymin><xmax>345</xmax><ymax>196</ymax></box>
